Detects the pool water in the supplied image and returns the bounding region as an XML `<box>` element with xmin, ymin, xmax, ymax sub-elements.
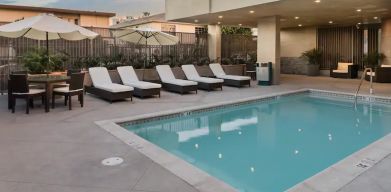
<box><xmin>124</xmin><ymin>94</ymin><xmax>391</xmax><ymax>192</ymax></box>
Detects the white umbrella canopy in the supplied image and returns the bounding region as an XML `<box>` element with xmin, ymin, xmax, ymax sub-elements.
<box><xmin>0</xmin><ymin>13</ymin><xmax>99</xmax><ymax>40</ymax></box>
<box><xmin>113</xmin><ymin>28</ymin><xmax>179</xmax><ymax>46</ymax></box>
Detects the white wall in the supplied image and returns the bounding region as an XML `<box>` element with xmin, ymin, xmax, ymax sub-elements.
<box><xmin>165</xmin><ymin>0</ymin><xmax>210</xmax><ymax>20</ymax></box>
<box><xmin>280</xmin><ymin>27</ymin><xmax>317</xmax><ymax>57</ymax></box>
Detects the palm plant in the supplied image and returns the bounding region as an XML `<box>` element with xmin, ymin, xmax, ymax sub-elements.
<box><xmin>364</xmin><ymin>52</ymin><xmax>385</xmax><ymax>68</ymax></box>
<box><xmin>302</xmin><ymin>48</ymin><xmax>323</xmax><ymax>65</ymax></box>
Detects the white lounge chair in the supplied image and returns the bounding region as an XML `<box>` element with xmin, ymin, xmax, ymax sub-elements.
<box><xmin>86</xmin><ymin>67</ymin><xmax>133</xmax><ymax>103</ymax></box>
<box><xmin>117</xmin><ymin>66</ymin><xmax>161</xmax><ymax>98</ymax></box>
<box><xmin>209</xmin><ymin>63</ymin><xmax>251</xmax><ymax>87</ymax></box>
<box><xmin>156</xmin><ymin>65</ymin><xmax>198</xmax><ymax>94</ymax></box>
<box><xmin>181</xmin><ymin>64</ymin><xmax>223</xmax><ymax>91</ymax></box>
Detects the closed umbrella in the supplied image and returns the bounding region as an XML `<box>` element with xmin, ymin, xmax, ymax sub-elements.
<box><xmin>113</xmin><ymin>28</ymin><xmax>179</xmax><ymax>68</ymax></box>
<box><xmin>0</xmin><ymin>13</ymin><xmax>99</xmax><ymax>72</ymax></box>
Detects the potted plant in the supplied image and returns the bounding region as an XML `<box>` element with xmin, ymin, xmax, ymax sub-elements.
<box><xmin>364</xmin><ymin>52</ymin><xmax>385</xmax><ymax>69</ymax></box>
<box><xmin>301</xmin><ymin>48</ymin><xmax>322</xmax><ymax>76</ymax></box>
<box><xmin>22</xmin><ymin>48</ymin><xmax>67</xmax><ymax>75</ymax></box>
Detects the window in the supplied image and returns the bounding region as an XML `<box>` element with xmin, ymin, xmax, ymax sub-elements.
<box><xmin>74</xmin><ymin>19</ymin><xmax>79</xmax><ymax>25</ymax></box>
<box><xmin>162</xmin><ymin>24</ymin><xmax>176</xmax><ymax>33</ymax></box>
<box><xmin>195</xmin><ymin>27</ymin><xmax>207</xmax><ymax>34</ymax></box>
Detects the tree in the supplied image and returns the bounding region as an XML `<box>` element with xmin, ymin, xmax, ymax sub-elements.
<box><xmin>221</xmin><ymin>26</ymin><xmax>252</xmax><ymax>36</ymax></box>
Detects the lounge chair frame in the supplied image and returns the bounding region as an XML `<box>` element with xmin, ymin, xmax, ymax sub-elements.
<box><xmin>162</xmin><ymin>83</ymin><xmax>198</xmax><ymax>95</ymax></box>
<box><xmin>197</xmin><ymin>82</ymin><xmax>223</xmax><ymax>91</ymax></box>
<box><xmin>133</xmin><ymin>87</ymin><xmax>161</xmax><ymax>98</ymax></box>
<box><xmin>85</xmin><ymin>85</ymin><xmax>133</xmax><ymax>103</ymax></box>
<box><xmin>222</xmin><ymin>78</ymin><xmax>251</xmax><ymax>87</ymax></box>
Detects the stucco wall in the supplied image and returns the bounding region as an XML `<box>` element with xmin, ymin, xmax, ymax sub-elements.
<box><xmin>133</xmin><ymin>22</ymin><xmax>203</xmax><ymax>33</ymax></box>
<box><xmin>381</xmin><ymin>18</ymin><xmax>391</xmax><ymax>65</ymax></box>
<box><xmin>165</xmin><ymin>0</ymin><xmax>209</xmax><ymax>20</ymax></box>
<box><xmin>281</xmin><ymin>27</ymin><xmax>317</xmax><ymax>57</ymax></box>
<box><xmin>0</xmin><ymin>9</ymin><xmax>79</xmax><ymax>23</ymax></box>
<box><xmin>210</xmin><ymin>0</ymin><xmax>279</xmax><ymax>13</ymax></box>
<box><xmin>79</xmin><ymin>15</ymin><xmax>110</xmax><ymax>28</ymax></box>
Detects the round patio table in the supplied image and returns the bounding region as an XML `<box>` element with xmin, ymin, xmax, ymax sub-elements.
<box><xmin>28</xmin><ymin>75</ymin><xmax>70</xmax><ymax>112</ymax></box>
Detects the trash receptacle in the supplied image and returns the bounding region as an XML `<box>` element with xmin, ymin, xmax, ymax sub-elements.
<box><xmin>256</xmin><ymin>62</ymin><xmax>272</xmax><ymax>86</ymax></box>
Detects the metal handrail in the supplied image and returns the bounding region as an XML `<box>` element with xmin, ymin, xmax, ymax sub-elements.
<box><xmin>354</xmin><ymin>68</ymin><xmax>374</xmax><ymax>107</ymax></box>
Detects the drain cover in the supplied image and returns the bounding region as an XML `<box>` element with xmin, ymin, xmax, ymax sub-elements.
<box><xmin>101</xmin><ymin>157</ymin><xmax>124</xmax><ymax>166</ymax></box>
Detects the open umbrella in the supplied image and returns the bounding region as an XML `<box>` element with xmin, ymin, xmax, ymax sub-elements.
<box><xmin>113</xmin><ymin>28</ymin><xmax>179</xmax><ymax>68</ymax></box>
<box><xmin>0</xmin><ymin>13</ymin><xmax>99</xmax><ymax>72</ymax></box>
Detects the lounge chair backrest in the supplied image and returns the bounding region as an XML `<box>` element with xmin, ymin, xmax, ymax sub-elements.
<box><xmin>337</xmin><ymin>62</ymin><xmax>353</xmax><ymax>71</ymax></box>
<box><xmin>182</xmin><ymin>65</ymin><xmax>200</xmax><ymax>80</ymax></box>
<box><xmin>89</xmin><ymin>67</ymin><xmax>112</xmax><ymax>86</ymax></box>
<box><xmin>117</xmin><ymin>66</ymin><xmax>139</xmax><ymax>84</ymax></box>
<box><xmin>156</xmin><ymin>65</ymin><xmax>176</xmax><ymax>82</ymax></box>
<box><xmin>209</xmin><ymin>63</ymin><xmax>226</xmax><ymax>76</ymax></box>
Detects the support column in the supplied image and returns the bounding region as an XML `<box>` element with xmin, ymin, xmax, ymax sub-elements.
<box><xmin>208</xmin><ymin>25</ymin><xmax>222</xmax><ymax>62</ymax></box>
<box><xmin>257</xmin><ymin>16</ymin><xmax>281</xmax><ymax>84</ymax></box>
<box><xmin>381</xmin><ymin>18</ymin><xmax>391</xmax><ymax>65</ymax></box>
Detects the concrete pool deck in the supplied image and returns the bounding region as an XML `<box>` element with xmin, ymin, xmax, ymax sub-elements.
<box><xmin>0</xmin><ymin>74</ymin><xmax>391</xmax><ymax>192</ymax></box>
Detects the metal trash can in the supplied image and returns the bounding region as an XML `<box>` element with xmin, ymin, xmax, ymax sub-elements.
<box><xmin>256</xmin><ymin>62</ymin><xmax>273</xmax><ymax>86</ymax></box>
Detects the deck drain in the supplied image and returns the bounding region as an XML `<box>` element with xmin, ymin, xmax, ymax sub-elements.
<box><xmin>101</xmin><ymin>157</ymin><xmax>124</xmax><ymax>166</ymax></box>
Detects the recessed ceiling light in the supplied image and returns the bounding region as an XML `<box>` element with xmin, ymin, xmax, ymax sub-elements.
<box><xmin>218</xmin><ymin>15</ymin><xmax>223</xmax><ymax>19</ymax></box>
<box><xmin>357</xmin><ymin>22</ymin><xmax>361</xmax><ymax>25</ymax></box>
<box><xmin>329</xmin><ymin>21</ymin><xmax>333</xmax><ymax>24</ymax></box>
<box><xmin>294</xmin><ymin>16</ymin><xmax>300</xmax><ymax>20</ymax></box>
<box><xmin>194</xmin><ymin>19</ymin><xmax>199</xmax><ymax>23</ymax></box>
<box><xmin>374</xmin><ymin>16</ymin><xmax>378</xmax><ymax>19</ymax></box>
<box><xmin>249</xmin><ymin>10</ymin><xmax>255</xmax><ymax>14</ymax></box>
<box><xmin>356</xmin><ymin>9</ymin><xmax>362</xmax><ymax>12</ymax></box>
<box><xmin>217</xmin><ymin>22</ymin><xmax>222</xmax><ymax>25</ymax></box>
<box><xmin>239</xmin><ymin>24</ymin><xmax>242</xmax><ymax>26</ymax></box>
<box><xmin>298</xmin><ymin>24</ymin><xmax>303</xmax><ymax>27</ymax></box>
<box><xmin>314</xmin><ymin>0</ymin><xmax>321</xmax><ymax>3</ymax></box>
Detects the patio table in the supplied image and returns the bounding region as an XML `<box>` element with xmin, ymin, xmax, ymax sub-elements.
<box><xmin>28</xmin><ymin>75</ymin><xmax>70</xmax><ymax>112</ymax></box>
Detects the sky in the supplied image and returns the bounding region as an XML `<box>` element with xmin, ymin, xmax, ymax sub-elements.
<box><xmin>0</xmin><ymin>0</ymin><xmax>165</xmax><ymax>16</ymax></box>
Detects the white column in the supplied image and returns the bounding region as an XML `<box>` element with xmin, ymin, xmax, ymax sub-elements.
<box><xmin>208</xmin><ymin>25</ymin><xmax>222</xmax><ymax>62</ymax></box>
<box><xmin>381</xmin><ymin>18</ymin><xmax>391</xmax><ymax>65</ymax></box>
<box><xmin>257</xmin><ymin>16</ymin><xmax>281</xmax><ymax>84</ymax></box>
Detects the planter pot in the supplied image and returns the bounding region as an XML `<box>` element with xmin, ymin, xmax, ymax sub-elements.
<box><xmin>307</xmin><ymin>64</ymin><xmax>320</xmax><ymax>76</ymax></box>
<box><xmin>222</xmin><ymin>64</ymin><xmax>246</xmax><ymax>76</ymax></box>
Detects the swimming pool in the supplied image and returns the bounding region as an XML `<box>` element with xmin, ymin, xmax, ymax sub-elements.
<box><xmin>122</xmin><ymin>92</ymin><xmax>391</xmax><ymax>192</ymax></box>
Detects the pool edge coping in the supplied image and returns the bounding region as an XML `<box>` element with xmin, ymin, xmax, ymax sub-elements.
<box><xmin>95</xmin><ymin>88</ymin><xmax>391</xmax><ymax>192</ymax></box>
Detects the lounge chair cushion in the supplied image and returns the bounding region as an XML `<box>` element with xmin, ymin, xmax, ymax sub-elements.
<box><xmin>53</xmin><ymin>87</ymin><xmax>83</xmax><ymax>93</ymax></box>
<box><xmin>381</xmin><ymin>65</ymin><xmax>391</xmax><ymax>68</ymax></box>
<box><xmin>332</xmin><ymin>70</ymin><xmax>348</xmax><ymax>74</ymax></box>
<box><xmin>13</xmin><ymin>89</ymin><xmax>45</xmax><ymax>95</ymax></box>
<box><xmin>337</xmin><ymin>62</ymin><xmax>353</xmax><ymax>71</ymax></box>
<box><xmin>124</xmin><ymin>81</ymin><xmax>161</xmax><ymax>89</ymax></box>
<box><xmin>156</xmin><ymin>65</ymin><xmax>197</xmax><ymax>86</ymax></box>
<box><xmin>217</xmin><ymin>74</ymin><xmax>251</xmax><ymax>81</ymax></box>
<box><xmin>117</xmin><ymin>66</ymin><xmax>161</xmax><ymax>89</ymax></box>
<box><xmin>164</xmin><ymin>79</ymin><xmax>198</xmax><ymax>86</ymax></box>
<box><xmin>210</xmin><ymin>63</ymin><xmax>251</xmax><ymax>81</ymax></box>
<box><xmin>182</xmin><ymin>65</ymin><xmax>223</xmax><ymax>83</ymax></box>
<box><xmin>89</xmin><ymin>67</ymin><xmax>112</xmax><ymax>86</ymax></box>
<box><xmin>95</xmin><ymin>84</ymin><xmax>133</xmax><ymax>93</ymax></box>
<box><xmin>117</xmin><ymin>66</ymin><xmax>140</xmax><ymax>82</ymax></box>
<box><xmin>367</xmin><ymin>72</ymin><xmax>376</xmax><ymax>77</ymax></box>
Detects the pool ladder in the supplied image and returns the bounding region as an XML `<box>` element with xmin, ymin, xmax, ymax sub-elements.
<box><xmin>354</xmin><ymin>68</ymin><xmax>374</xmax><ymax>107</ymax></box>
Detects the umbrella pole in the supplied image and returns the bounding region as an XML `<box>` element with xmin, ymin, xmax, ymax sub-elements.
<box><xmin>143</xmin><ymin>40</ymin><xmax>148</xmax><ymax>80</ymax></box>
<box><xmin>46</xmin><ymin>32</ymin><xmax>49</xmax><ymax>77</ymax></box>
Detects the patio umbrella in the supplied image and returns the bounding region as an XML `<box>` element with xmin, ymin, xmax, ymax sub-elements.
<box><xmin>113</xmin><ymin>28</ymin><xmax>179</xmax><ymax>68</ymax></box>
<box><xmin>0</xmin><ymin>13</ymin><xmax>99</xmax><ymax>72</ymax></box>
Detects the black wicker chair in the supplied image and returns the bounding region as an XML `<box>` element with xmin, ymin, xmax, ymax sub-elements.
<box><xmin>52</xmin><ymin>73</ymin><xmax>85</xmax><ymax>110</ymax></box>
<box><xmin>330</xmin><ymin>62</ymin><xmax>359</xmax><ymax>79</ymax></box>
<box><xmin>365</xmin><ymin>65</ymin><xmax>391</xmax><ymax>83</ymax></box>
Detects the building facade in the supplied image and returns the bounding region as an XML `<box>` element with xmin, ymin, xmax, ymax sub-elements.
<box><xmin>0</xmin><ymin>4</ymin><xmax>115</xmax><ymax>28</ymax></box>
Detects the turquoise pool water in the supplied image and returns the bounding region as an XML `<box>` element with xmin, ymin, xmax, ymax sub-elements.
<box><xmin>124</xmin><ymin>94</ymin><xmax>391</xmax><ymax>192</ymax></box>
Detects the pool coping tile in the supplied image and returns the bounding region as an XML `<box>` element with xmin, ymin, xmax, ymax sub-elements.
<box><xmin>96</xmin><ymin>89</ymin><xmax>391</xmax><ymax>192</ymax></box>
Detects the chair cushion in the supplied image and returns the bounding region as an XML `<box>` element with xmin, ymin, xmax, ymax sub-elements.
<box><xmin>124</xmin><ymin>81</ymin><xmax>161</xmax><ymax>89</ymax></box>
<box><xmin>164</xmin><ymin>79</ymin><xmax>198</xmax><ymax>86</ymax></box>
<box><xmin>13</xmin><ymin>88</ymin><xmax>45</xmax><ymax>95</ymax></box>
<box><xmin>182</xmin><ymin>65</ymin><xmax>201</xmax><ymax>80</ymax></box>
<box><xmin>209</xmin><ymin>63</ymin><xmax>226</xmax><ymax>76</ymax></box>
<box><xmin>95</xmin><ymin>83</ymin><xmax>134</xmax><ymax>93</ymax></box>
<box><xmin>337</xmin><ymin>62</ymin><xmax>353</xmax><ymax>71</ymax></box>
<box><xmin>53</xmin><ymin>87</ymin><xmax>83</xmax><ymax>93</ymax></box>
<box><xmin>117</xmin><ymin>66</ymin><xmax>140</xmax><ymax>83</ymax></box>
<box><xmin>156</xmin><ymin>65</ymin><xmax>176</xmax><ymax>82</ymax></box>
<box><xmin>333</xmin><ymin>70</ymin><xmax>348</xmax><ymax>74</ymax></box>
<box><xmin>89</xmin><ymin>67</ymin><xmax>112</xmax><ymax>86</ymax></box>
<box><xmin>217</xmin><ymin>74</ymin><xmax>251</xmax><ymax>81</ymax></box>
<box><xmin>367</xmin><ymin>72</ymin><xmax>376</xmax><ymax>77</ymax></box>
<box><xmin>191</xmin><ymin>77</ymin><xmax>224</xmax><ymax>84</ymax></box>
<box><xmin>381</xmin><ymin>65</ymin><xmax>391</xmax><ymax>68</ymax></box>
